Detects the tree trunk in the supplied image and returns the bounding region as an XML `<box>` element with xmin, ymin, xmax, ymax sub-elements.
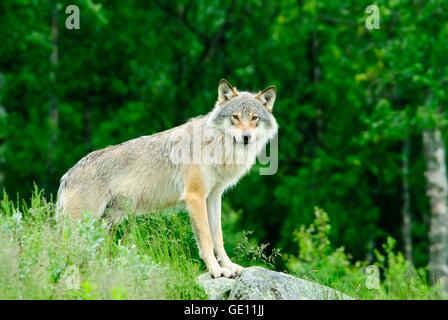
<box><xmin>0</xmin><ymin>72</ymin><xmax>5</xmax><ymax>189</ymax></box>
<box><xmin>47</xmin><ymin>1</ymin><xmax>59</xmax><ymax>189</ymax></box>
<box><xmin>422</xmin><ymin>128</ymin><xmax>448</xmax><ymax>296</ymax></box>
<box><xmin>401</xmin><ymin>137</ymin><xmax>413</xmax><ymax>263</ymax></box>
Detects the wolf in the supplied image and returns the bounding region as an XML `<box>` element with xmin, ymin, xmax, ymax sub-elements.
<box><xmin>56</xmin><ymin>79</ymin><xmax>278</xmax><ymax>278</ymax></box>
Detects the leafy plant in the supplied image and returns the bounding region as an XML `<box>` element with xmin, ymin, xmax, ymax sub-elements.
<box><xmin>286</xmin><ymin>207</ymin><xmax>438</xmax><ymax>299</ymax></box>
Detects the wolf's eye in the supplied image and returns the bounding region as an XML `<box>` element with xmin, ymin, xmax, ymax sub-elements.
<box><xmin>232</xmin><ymin>114</ymin><xmax>239</xmax><ymax>120</ymax></box>
<box><xmin>251</xmin><ymin>115</ymin><xmax>259</xmax><ymax>121</ymax></box>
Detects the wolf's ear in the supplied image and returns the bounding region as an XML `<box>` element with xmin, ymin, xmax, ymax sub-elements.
<box><xmin>218</xmin><ymin>79</ymin><xmax>238</xmax><ymax>104</ymax></box>
<box><xmin>256</xmin><ymin>86</ymin><xmax>276</xmax><ymax>112</ymax></box>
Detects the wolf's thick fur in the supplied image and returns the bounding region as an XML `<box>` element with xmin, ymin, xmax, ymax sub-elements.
<box><xmin>57</xmin><ymin>79</ymin><xmax>278</xmax><ymax>278</ymax></box>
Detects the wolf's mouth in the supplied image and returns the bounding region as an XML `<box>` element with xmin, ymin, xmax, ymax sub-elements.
<box><xmin>233</xmin><ymin>137</ymin><xmax>252</xmax><ymax>145</ymax></box>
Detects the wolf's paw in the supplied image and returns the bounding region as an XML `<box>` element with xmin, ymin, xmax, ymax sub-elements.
<box><xmin>209</xmin><ymin>266</ymin><xmax>237</xmax><ymax>279</ymax></box>
<box><xmin>220</xmin><ymin>262</ymin><xmax>244</xmax><ymax>276</ymax></box>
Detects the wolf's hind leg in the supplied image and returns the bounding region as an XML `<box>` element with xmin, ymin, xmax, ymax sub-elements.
<box><xmin>103</xmin><ymin>195</ymin><xmax>134</xmax><ymax>228</ymax></box>
<box><xmin>57</xmin><ymin>185</ymin><xmax>109</xmax><ymax>221</ymax></box>
<box><xmin>207</xmin><ymin>190</ymin><xmax>244</xmax><ymax>275</ymax></box>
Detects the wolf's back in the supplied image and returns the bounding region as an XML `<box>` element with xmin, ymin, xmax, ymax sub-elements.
<box><xmin>55</xmin><ymin>125</ymin><xmax>195</xmax><ymax>219</ymax></box>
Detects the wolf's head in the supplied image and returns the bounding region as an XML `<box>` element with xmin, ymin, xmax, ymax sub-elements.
<box><xmin>208</xmin><ymin>79</ymin><xmax>278</xmax><ymax>146</ymax></box>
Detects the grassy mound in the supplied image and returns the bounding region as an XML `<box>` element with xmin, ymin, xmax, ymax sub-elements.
<box><xmin>0</xmin><ymin>188</ymin><xmax>206</xmax><ymax>299</ymax></box>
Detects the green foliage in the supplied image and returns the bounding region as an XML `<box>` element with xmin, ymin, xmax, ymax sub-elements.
<box><xmin>1</xmin><ymin>0</ymin><xmax>448</xmax><ymax>290</ymax></box>
<box><xmin>372</xmin><ymin>237</ymin><xmax>434</xmax><ymax>299</ymax></box>
<box><xmin>287</xmin><ymin>208</ymin><xmax>438</xmax><ymax>299</ymax></box>
<box><xmin>287</xmin><ymin>207</ymin><xmax>365</xmax><ymax>288</ymax></box>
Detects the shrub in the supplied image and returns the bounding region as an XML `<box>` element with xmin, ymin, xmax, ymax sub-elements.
<box><xmin>286</xmin><ymin>207</ymin><xmax>438</xmax><ymax>299</ymax></box>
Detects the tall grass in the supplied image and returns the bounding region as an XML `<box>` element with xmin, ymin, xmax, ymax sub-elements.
<box><xmin>0</xmin><ymin>187</ymin><xmax>206</xmax><ymax>299</ymax></box>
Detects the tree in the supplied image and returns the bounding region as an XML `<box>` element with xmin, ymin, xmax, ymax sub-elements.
<box><xmin>401</xmin><ymin>137</ymin><xmax>413</xmax><ymax>263</ymax></box>
<box><xmin>47</xmin><ymin>0</ymin><xmax>59</xmax><ymax>187</ymax></box>
<box><xmin>0</xmin><ymin>72</ymin><xmax>5</xmax><ymax>189</ymax></box>
<box><xmin>422</xmin><ymin>129</ymin><xmax>448</xmax><ymax>295</ymax></box>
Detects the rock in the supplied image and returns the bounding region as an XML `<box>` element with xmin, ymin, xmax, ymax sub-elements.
<box><xmin>197</xmin><ymin>273</ymin><xmax>235</xmax><ymax>300</ymax></box>
<box><xmin>197</xmin><ymin>266</ymin><xmax>353</xmax><ymax>300</ymax></box>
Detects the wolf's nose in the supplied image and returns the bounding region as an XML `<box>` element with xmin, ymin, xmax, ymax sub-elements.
<box><xmin>242</xmin><ymin>133</ymin><xmax>251</xmax><ymax>145</ymax></box>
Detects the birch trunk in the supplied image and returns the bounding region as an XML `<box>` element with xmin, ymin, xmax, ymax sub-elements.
<box><xmin>422</xmin><ymin>128</ymin><xmax>448</xmax><ymax>296</ymax></box>
<box><xmin>47</xmin><ymin>1</ymin><xmax>59</xmax><ymax>187</ymax></box>
<box><xmin>401</xmin><ymin>137</ymin><xmax>413</xmax><ymax>263</ymax></box>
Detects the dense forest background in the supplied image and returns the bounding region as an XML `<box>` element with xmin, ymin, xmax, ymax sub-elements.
<box><xmin>1</xmin><ymin>0</ymin><xmax>448</xmax><ymax>288</ymax></box>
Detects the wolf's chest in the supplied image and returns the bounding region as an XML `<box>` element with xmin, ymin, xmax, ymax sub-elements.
<box><xmin>209</xmin><ymin>161</ymin><xmax>254</xmax><ymax>191</ymax></box>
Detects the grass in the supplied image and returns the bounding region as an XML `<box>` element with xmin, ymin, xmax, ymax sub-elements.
<box><xmin>0</xmin><ymin>188</ymin><xmax>442</xmax><ymax>300</ymax></box>
<box><xmin>0</xmin><ymin>187</ymin><xmax>206</xmax><ymax>299</ymax></box>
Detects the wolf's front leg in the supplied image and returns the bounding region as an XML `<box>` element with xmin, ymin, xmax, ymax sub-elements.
<box><xmin>207</xmin><ymin>190</ymin><xmax>244</xmax><ymax>276</ymax></box>
<box><xmin>185</xmin><ymin>185</ymin><xmax>235</xmax><ymax>278</ymax></box>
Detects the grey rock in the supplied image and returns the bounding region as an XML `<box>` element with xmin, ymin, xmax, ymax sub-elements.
<box><xmin>197</xmin><ymin>266</ymin><xmax>353</xmax><ymax>300</ymax></box>
<box><xmin>197</xmin><ymin>272</ymin><xmax>235</xmax><ymax>300</ymax></box>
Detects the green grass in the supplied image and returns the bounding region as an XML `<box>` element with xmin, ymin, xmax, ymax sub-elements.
<box><xmin>0</xmin><ymin>188</ymin><xmax>442</xmax><ymax>300</ymax></box>
<box><xmin>0</xmin><ymin>188</ymin><xmax>206</xmax><ymax>299</ymax></box>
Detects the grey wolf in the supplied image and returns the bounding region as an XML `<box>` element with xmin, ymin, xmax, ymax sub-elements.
<box><xmin>56</xmin><ymin>79</ymin><xmax>278</xmax><ymax>278</ymax></box>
